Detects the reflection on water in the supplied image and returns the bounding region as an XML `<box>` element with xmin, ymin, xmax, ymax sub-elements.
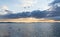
<box><xmin>0</xmin><ymin>22</ymin><xmax>60</xmax><ymax>37</ymax></box>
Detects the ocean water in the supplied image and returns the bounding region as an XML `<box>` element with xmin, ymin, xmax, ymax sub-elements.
<box><xmin>0</xmin><ymin>22</ymin><xmax>60</xmax><ymax>37</ymax></box>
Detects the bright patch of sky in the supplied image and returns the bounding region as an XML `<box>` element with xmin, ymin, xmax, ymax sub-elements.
<box><xmin>0</xmin><ymin>0</ymin><xmax>53</xmax><ymax>13</ymax></box>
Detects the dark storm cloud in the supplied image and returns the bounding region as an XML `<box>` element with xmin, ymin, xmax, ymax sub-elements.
<box><xmin>46</xmin><ymin>6</ymin><xmax>60</xmax><ymax>17</ymax></box>
<box><xmin>31</xmin><ymin>10</ymin><xmax>46</xmax><ymax>18</ymax></box>
<box><xmin>3</xmin><ymin>12</ymin><xmax>31</xmax><ymax>19</ymax></box>
<box><xmin>46</xmin><ymin>0</ymin><xmax>60</xmax><ymax>17</ymax></box>
<box><xmin>50</xmin><ymin>0</ymin><xmax>60</xmax><ymax>5</ymax></box>
<box><xmin>2</xmin><ymin>10</ymin><xmax>46</xmax><ymax>19</ymax></box>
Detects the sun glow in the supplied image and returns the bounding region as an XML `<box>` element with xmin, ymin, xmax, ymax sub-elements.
<box><xmin>0</xmin><ymin>18</ymin><xmax>60</xmax><ymax>23</ymax></box>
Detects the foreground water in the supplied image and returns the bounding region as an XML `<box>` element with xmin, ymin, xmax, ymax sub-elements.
<box><xmin>0</xmin><ymin>22</ymin><xmax>60</xmax><ymax>37</ymax></box>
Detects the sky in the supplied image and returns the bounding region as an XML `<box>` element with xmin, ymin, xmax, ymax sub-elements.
<box><xmin>0</xmin><ymin>0</ymin><xmax>60</xmax><ymax>20</ymax></box>
<box><xmin>0</xmin><ymin>0</ymin><xmax>53</xmax><ymax>13</ymax></box>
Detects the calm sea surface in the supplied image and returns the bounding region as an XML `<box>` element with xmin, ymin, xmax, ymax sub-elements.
<box><xmin>0</xmin><ymin>22</ymin><xmax>60</xmax><ymax>37</ymax></box>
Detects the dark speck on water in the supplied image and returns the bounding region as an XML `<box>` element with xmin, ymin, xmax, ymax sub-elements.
<box><xmin>0</xmin><ymin>22</ymin><xmax>60</xmax><ymax>37</ymax></box>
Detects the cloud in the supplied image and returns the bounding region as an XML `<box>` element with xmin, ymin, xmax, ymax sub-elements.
<box><xmin>21</xmin><ymin>0</ymin><xmax>36</xmax><ymax>7</ymax></box>
<box><xmin>0</xmin><ymin>5</ymin><xmax>8</xmax><ymax>15</ymax></box>
<box><xmin>10</xmin><ymin>0</ymin><xmax>37</xmax><ymax>12</ymax></box>
<box><xmin>46</xmin><ymin>0</ymin><xmax>60</xmax><ymax>17</ymax></box>
<box><xmin>31</xmin><ymin>10</ymin><xmax>46</xmax><ymax>18</ymax></box>
<box><xmin>49</xmin><ymin>7</ymin><xmax>60</xmax><ymax>17</ymax></box>
<box><xmin>0</xmin><ymin>5</ymin><xmax>17</xmax><ymax>15</ymax></box>
<box><xmin>50</xmin><ymin>0</ymin><xmax>60</xmax><ymax>7</ymax></box>
<box><xmin>14</xmin><ymin>0</ymin><xmax>52</xmax><ymax>12</ymax></box>
<box><xmin>0</xmin><ymin>0</ymin><xmax>60</xmax><ymax>19</ymax></box>
<box><xmin>1</xmin><ymin>10</ymin><xmax>46</xmax><ymax>19</ymax></box>
<box><xmin>0</xmin><ymin>9</ymin><xmax>60</xmax><ymax>20</ymax></box>
<box><xmin>1</xmin><ymin>5</ymin><xmax>8</xmax><ymax>10</ymax></box>
<box><xmin>51</xmin><ymin>0</ymin><xmax>60</xmax><ymax>5</ymax></box>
